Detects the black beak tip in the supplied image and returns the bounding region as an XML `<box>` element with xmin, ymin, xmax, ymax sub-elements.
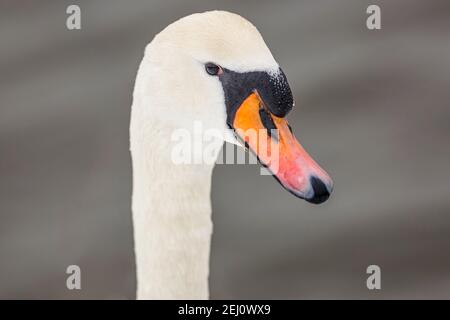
<box><xmin>306</xmin><ymin>176</ymin><xmax>331</xmax><ymax>204</ymax></box>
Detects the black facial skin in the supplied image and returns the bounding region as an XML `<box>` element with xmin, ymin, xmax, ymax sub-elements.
<box><xmin>217</xmin><ymin>67</ymin><xmax>294</xmax><ymax>126</ymax></box>
<box><xmin>259</xmin><ymin>108</ymin><xmax>279</xmax><ymax>141</ymax></box>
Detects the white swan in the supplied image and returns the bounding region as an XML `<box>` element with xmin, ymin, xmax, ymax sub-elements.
<box><xmin>130</xmin><ymin>11</ymin><xmax>333</xmax><ymax>299</ymax></box>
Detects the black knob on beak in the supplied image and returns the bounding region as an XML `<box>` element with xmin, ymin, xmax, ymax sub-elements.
<box><xmin>307</xmin><ymin>176</ymin><xmax>331</xmax><ymax>204</ymax></box>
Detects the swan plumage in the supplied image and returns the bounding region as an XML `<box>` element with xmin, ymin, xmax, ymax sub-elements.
<box><xmin>130</xmin><ymin>10</ymin><xmax>332</xmax><ymax>299</ymax></box>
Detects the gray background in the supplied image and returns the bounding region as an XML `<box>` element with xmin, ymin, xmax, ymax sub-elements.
<box><xmin>1</xmin><ymin>0</ymin><xmax>450</xmax><ymax>299</ymax></box>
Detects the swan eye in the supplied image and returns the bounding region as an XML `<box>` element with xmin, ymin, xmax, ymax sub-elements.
<box><xmin>205</xmin><ymin>63</ymin><xmax>222</xmax><ymax>76</ymax></box>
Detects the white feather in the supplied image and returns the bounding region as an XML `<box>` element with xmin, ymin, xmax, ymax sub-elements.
<box><xmin>130</xmin><ymin>10</ymin><xmax>278</xmax><ymax>299</ymax></box>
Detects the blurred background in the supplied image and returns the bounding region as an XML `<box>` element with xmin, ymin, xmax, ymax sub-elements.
<box><xmin>1</xmin><ymin>0</ymin><xmax>450</xmax><ymax>299</ymax></box>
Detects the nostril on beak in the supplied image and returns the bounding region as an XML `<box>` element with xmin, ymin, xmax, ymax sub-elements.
<box><xmin>307</xmin><ymin>176</ymin><xmax>331</xmax><ymax>204</ymax></box>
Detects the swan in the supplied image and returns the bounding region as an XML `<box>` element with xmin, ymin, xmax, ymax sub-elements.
<box><xmin>129</xmin><ymin>10</ymin><xmax>333</xmax><ymax>300</ymax></box>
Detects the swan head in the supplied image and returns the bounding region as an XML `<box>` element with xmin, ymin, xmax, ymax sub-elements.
<box><xmin>132</xmin><ymin>10</ymin><xmax>333</xmax><ymax>204</ymax></box>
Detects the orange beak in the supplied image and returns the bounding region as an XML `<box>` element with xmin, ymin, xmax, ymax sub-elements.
<box><xmin>232</xmin><ymin>92</ymin><xmax>333</xmax><ymax>203</ymax></box>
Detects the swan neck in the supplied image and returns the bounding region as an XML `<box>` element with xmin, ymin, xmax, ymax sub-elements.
<box><xmin>131</xmin><ymin>145</ymin><xmax>215</xmax><ymax>299</ymax></box>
